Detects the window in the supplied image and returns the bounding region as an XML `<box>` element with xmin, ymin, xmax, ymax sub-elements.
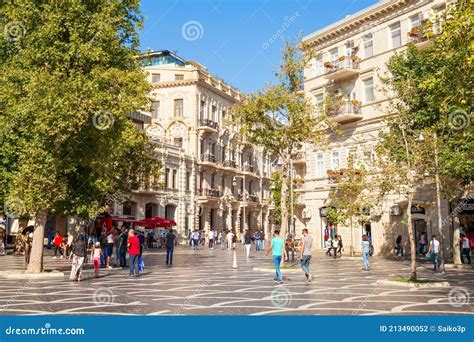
<box><xmin>165</xmin><ymin>168</ymin><xmax>170</xmax><ymax>189</ymax></box>
<box><xmin>172</xmin><ymin>169</ymin><xmax>177</xmax><ymax>189</ymax></box>
<box><xmin>174</xmin><ymin>99</ymin><xmax>183</xmax><ymax>117</ymax></box>
<box><xmin>316</xmin><ymin>153</ymin><xmax>324</xmax><ymax>177</ymax></box>
<box><xmin>329</xmin><ymin>47</ymin><xmax>338</xmax><ymax>62</ymax></box>
<box><xmin>390</xmin><ymin>22</ymin><xmax>401</xmax><ymax>48</ymax></box>
<box><xmin>200</xmin><ymin>100</ymin><xmax>205</xmax><ymax>120</ymax></box>
<box><xmin>199</xmin><ymin>171</ymin><xmax>203</xmax><ymax>189</ymax></box>
<box><xmin>314</xmin><ymin>55</ymin><xmax>323</xmax><ymax>76</ymax></box>
<box><xmin>363</xmin><ymin>34</ymin><xmax>373</xmax><ymax>58</ymax></box>
<box><xmin>211</xmin><ymin>105</ymin><xmax>217</xmax><ymax>121</ymax></box>
<box><xmin>363</xmin><ymin>77</ymin><xmax>375</xmax><ymax>103</ymax></box>
<box><xmin>151</xmin><ymin>101</ymin><xmax>160</xmax><ymax>119</ymax></box>
<box><xmin>175</xmin><ymin>74</ymin><xmax>184</xmax><ymax>80</ymax></box>
<box><xmin>332</xmin><ymin>151</ymin><xmax>340</xmax><ymax>170</ymax></box>
<box><xmin>409</xmin><ymin>14</ymin><xmax>420</xmax><ymax>30</ymax></box>
<box><xmin>186</xmin><ymin>172</ymin><xmax>190</xmax><ymax>191</ymax></box>
<box><xmin>314</xmin><ymin>94</ymin><xmax>324</xmax><ymax>113</ymax></box>
<box><xmin>151</xmin><ymin>73</ymin><xmax>161</xmax><ymax>83</ymax></box>
<box><xmin>174</xmin><ymin>137</ymin><xmax>183</xmax><ymax>148</ymax></box>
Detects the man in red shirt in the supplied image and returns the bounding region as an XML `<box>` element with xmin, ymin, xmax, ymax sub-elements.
<box><xmin>127</xmin><ymin>229</ymin><xmax>140</xmax><ymax>277</ymax></box>
<box><xmin>53</xmin><ymin>231</ymin><xmax>64</xmax><ymax>258</ymax></box>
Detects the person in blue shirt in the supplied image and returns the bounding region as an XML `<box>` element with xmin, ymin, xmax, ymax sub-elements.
<box><xmin>266</xmin><ymin>230</ymin><xmax>287</xmax><ymax>283</ymax></box>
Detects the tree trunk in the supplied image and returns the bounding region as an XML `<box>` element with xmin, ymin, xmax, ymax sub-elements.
<box><xmin>453</xmin><ymin>225</ymin><xmax>462</xmax><ymax>267</ymax></box>
<box><xmin>406</xmin><ymin>194</ymin><xmax>417</xmax><ymax>281</ymax></box>
<box><xmin>280</xmin><ymin>163</ymin><xmax>289</xmax><ymax>236</ymax></box>
<box><xmin>26</xmin><ymin>210</ymin><xmax>48</xmax><ymax>274</ymax></box>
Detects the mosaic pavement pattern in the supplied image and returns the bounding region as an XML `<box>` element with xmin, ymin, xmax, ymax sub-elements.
<box><xmin>0</xmin><ymin>246</ymin><xmax>472</xmax><ymax>316</ymax></box>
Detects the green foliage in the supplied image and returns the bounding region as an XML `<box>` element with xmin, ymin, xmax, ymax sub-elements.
<box><xmin>0</xmin><ymin>0</ymin><xmax>160</xmax><ymax>220</ymax></box>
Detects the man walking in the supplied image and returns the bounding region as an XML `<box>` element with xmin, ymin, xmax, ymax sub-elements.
<box><xmin>460</xmin><ymin>234</ymin><xmax>471</xmax><ymax>264</ymax></box>
<box><xmin>208</xmin><ymin>229</ymin><xmax>215</xmax><ymax>249</ymax></box>
<box><xmin>226</xmin><ymin>230</ymin><xmax>234</xmax><ymax>251</ymax></box>
<box><xmin>165</xmin><ymin>228</ymin><xmax>176</xmax><ymax>265</ymax></box>
<box><xmin>266</xmin><ymin>230</ymin><xmax>287</xmax><ymax>283</ymax></box>
<box><xmin>428</xmin><ymin>234</ymin><xmax>440</xmax><ymax>271</ymax></box>
<box><xmin>118</xmin><ymin>227</ymin><xmax>128</xmax><ymax>269</ymax></box>
<box><xmin>254</xmin><ymin>230</ymin><xmax>262</xmax><ymax>251</ymax></box>
<box><xmin>127</xmin><ymin>229</ymin><xmax>140</xmax><ymax>277</ymax></box>
<box><xmin>299</xmin><ymin>229</ymin><xmax>313</xmax><ymax>282</ymax></box>
<box><xmin>192</xmin><ymin>229</ymin><xmax>200</xmax><ymax>253</ymax></box>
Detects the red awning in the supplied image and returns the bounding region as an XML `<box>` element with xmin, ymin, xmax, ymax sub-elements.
<box><xmin>133</xmin><ymin>216</ymin><xmax>176</xmax><ymax>228</ymax></box>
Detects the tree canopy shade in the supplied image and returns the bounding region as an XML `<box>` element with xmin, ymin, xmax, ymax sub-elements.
<box><xmin>0</xmin><ymin>0</ymin><xmax>160</xmax><ymax>273</ymax></box>
<box><xmin>230</xmin><ymin>39</ymin><xmax>336</xmax><ymax>234</ymax></box>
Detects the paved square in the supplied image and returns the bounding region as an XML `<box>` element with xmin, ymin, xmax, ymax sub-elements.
<box><xmin>0</xmin><ymin>246</ymin><xmax>472</xmax><ymax>316</ymax></box>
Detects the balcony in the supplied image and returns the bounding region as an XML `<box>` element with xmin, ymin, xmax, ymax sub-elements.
<box><xmin>197</xmin><ymin>119</ymin><xmax>219</xmax><ymax>132</ymax></box>
<box><xmin>330</xmin><ymin>100</ymin><xmax>363</xmax><ymax>123</ymax></box>
<box><xmin>242</xmin><ymin>164</ymin><xmax>255</xmax><ymax>174</ymax></box>
<box><xmin>200</xmin><ymin>153</ymin><xmax>216</xmax><ymax>165</ymax></box>
<box><xmin>247</xmin><ymin>194</ymin><xmax>258</xmax><ymax>203</ymax></box>
<box><xmin>407</xmin><ymin>26</ymin><xmax>434</xmax><ymax>51</ymax></box>
<box><xmin>292</xmin><ymin>152</ymin><xmax>306</xmax><ymax>165</ymax></box>
<box><xmin>222</xmin><ymin>159</ymin><xmax>238</xmax><ymax>170</ymax></box>
<box><xmin>197</xmin><ymin>188</ymin><xmax>221</xmax><ymax>201</ymax></box>
<box><xmin>295</xmin><ymin>193</ymin><xmax>306</xmax><ymax>207</ymax></box>
<box><xmin>324</xmin><ymin>56</ymin><xmax>360</xmax><ymax>81</ymax></box>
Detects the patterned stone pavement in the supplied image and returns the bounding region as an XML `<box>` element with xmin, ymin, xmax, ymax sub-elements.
<box><xmin>0</xmin><ymin>245</ymin><xmax>472</xmax><ymax>316</ymax></box>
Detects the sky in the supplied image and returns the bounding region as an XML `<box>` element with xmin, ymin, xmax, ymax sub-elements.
<box><xmin>139</xmin><ymin>0</ymin><xmax>378</xmax><ymax>93</ymax></box>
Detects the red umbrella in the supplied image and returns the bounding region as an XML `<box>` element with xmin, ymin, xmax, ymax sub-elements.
<box><xmin>134</xmin><ymin>216</ymin><xmax>176</xmax><ymax>228</ymax></box>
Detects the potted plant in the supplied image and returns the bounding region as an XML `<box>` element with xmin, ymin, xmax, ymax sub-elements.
<box><xmin>323</xmin><ymin>61</ymin><xmax>332</xmax><ymax>68</ymax></box>
<box><xmin>350</xmin><ymin>55</ymin><xmax>360</xmax><ymax>62</ymax></box>
<box><xmin>408</xmin><ymin>26</ymin><xmax>422</xmax><ymax>38</ymax></box>
<box><xmin>350</xmin><ymin>99</ymin><xmax>361</xmax><ymax>106</ymax></box>
<box><xmin>338</xmin><ymin>55</ymin><xmax>346</xmax><ymax>62</ymax></box>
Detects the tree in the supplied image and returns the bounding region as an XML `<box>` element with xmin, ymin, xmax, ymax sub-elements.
<box><xmin>327</xmin><ymin>154</ymin><xmax>376</xmax><ymax>255</ymax></box>
<box><xmin>0</xmin><ymin>0</ymin><xmax>160</xmax><ymax>273</ymax></box>
<box><xmin>231</xmin><ymin>38</ymin><xmax>336</xmax><ymax>235</ymax></box>
<box><xmin>379</xmin><ymin>0</ymin><xmax>473</xmax><ymax>271</ymax></box>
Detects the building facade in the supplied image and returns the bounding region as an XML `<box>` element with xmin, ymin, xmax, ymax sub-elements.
<box><xmin>114</xmin><ymin>51</ymin><xmax>274</xmax><ymax>239</ymax></box>
<box><xmin>296</xmin><ymin>0</ymin><xmax>463</xmax><ymax>255</ymax></box>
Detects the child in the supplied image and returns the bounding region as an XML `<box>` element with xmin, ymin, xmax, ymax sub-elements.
<box><xmin>361</xmin><ymin>234</ymin><xmax>371</xmax><ymax>271</ymax></box>
<box><xmin>91</xmin><ymin>242</ymin><xmax>103</xmax><ymax>278</ymax></box>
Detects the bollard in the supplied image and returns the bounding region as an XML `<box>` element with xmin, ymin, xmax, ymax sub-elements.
<box><xmin>232</xmin><ymin>250</ymin><xmax>238</xmax><ymax>268</ymax></box>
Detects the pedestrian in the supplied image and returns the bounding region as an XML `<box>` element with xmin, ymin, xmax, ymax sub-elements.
<box><xmin>138</xmin><ymin>230</ymin><xmax>145</xmax><ymax>256</ymax></box>
<box><xmin>99</xmin><ymin>230</ymin><xmax>108</xmax><ymax>267</ymax></box>
<box><xmin>395</xmin><ymin>235</ymin><xmax>403</xmax><ymax>258</ymax></box>
<box><xmin>265</xmin><ymin>230</ymin><xmax>287</xmax><ymax>283</ymax></box>
<box><xmin>254</xmin><ymin>230</ymin><xmax>262</xmax><ymax>251</ymax></box>
<box><xmin>460</xmin><ymin>234</ymin><xmax>471</xmax><ymax>264</ymax></box>
<box><xmin>114</xmin><ymin>229</ymin><xmax>121</xmax><ymax>267</ymax></box>
<box><xmin>336</xmin><ymin>235</ymin><xmax>343</xmax><ymax>257</ymax></box>
<box><xmin>208</xmin><ymin>229</ymin><xmax>215</xmax><ymax>249</ymax></box>
<box><xmin>226</xmin><ymin>230</ymin><xmax>234</xmax><ymax>251</ymax></box>
<box><xmin>427</xmin><ymin>234</ymin><xmax>440</xmax><ymax>271</ymax></box>
<box><xmin>127</xmin><ymin>229</ymin><xmax>140</xmax><ymax>277</ymax></box>
<box><xmin>66</xmin><ymin>233</ymin><xmax>74</xmax><ymax>259</ymax></box>
<box><xmin>53</xmin><ymin>231</ymin><xmax>64</xmax><ymax>258</ymax></box>
<box><xmin>0</xmin><ymin>227</ymin><xmax>5</xmax><ymax>256</ymax></box>
<box><xmin>232</xmin><ymin>230</ymin><xmax>237</xmax><ymax>249</ymax></box>
<box><xmin>361</xmin><ymin>234</ymin><xmax>371</xmax><ymax>271</ymax></box>
<box><xmin>165</xmin><ymin>228</ymin><xmax>176</xmax><ymax>265</ymax></box>
<box><xmin>91</xmin><ymin>242</ymin><xmax>103</xmax><ymax>278</ymax></box>
<box><xmin>244</xmin><ymin>229</ymin><xmax>253</xmax><ymax>259</ymax></box>
<box><xmin>261</xmin><ymin>230</ymin><xmax>266</xmax><ymax>251</ymax></box>
<box><xmin>331</xmin><ymin>235</ymin><xmax>339</xmax><ymax>259</ymax></box>
<box><xmin>219</xmin><ymin>231</ymin><xmax>225</xmax><ymax>250</ymax></box>
<box><xmin>105</xmin><ymin>230</ymin><xmax>114</xmax><ymax>269</ymax></box>
<box><xmin>300</xmin><ymin>228</ymin><xmax>313</xmax><ymax>282</ymax></box>
<box><xmin>192</xmin><ymin>229</ymin><xmax>200</xmax><ymax>252</ymax></box>
<box><xmin>69</xmin><ymin>234</ymin><xmax>87</xmax><ymax>282</ymax></box>
<box><xmin>325</xmin><ymin>237</ymin><xmax>333</xmax><ymax>256</ymax></box>
<box><xmin>419</xmin><ymin>232</ymin><xmax>427</xmax><ymax>256</ymax></box>
<box><xmin>118</xmin><ymin>227</ymin><xmax>128</xmax><ymax>268</ymax></box>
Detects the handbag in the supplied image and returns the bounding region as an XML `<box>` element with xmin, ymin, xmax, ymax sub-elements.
<box><xmin>138</xmin><ymin>256</ymin><xmax>145</xmax><ymax>271</ymax></box>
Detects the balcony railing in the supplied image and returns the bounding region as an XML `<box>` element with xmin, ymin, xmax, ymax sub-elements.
<box><xmin>247</xmin><ymin>194</ymin><xmax>258</xmax><ymax>203</ymax></box>
<box><xmin>223</xmin><ymin>160</ymin><xmax>237</xmax><ymax>168</ymax></box>
<box><xmin>242</xmin><ymin>164</ymin><xmax>254</xmax><ymax>173</ymax></box>
<box><xmin>197</xmin><ymin>188</ymin><xmax>220</xmax><ymax>197</ymax></box>
<box><xmin>292</xmin><ymin>152</ymin><xmax>305</xmax><ymax>164</ymax></box>
<box><xmin>330</xmin><ymin>101</ymin><xmax>362</xmax><ymax>123</ymax></box>
<box><xmin>199</xmin><ymin>119</ymin><xmax>219</xmax><ymax>130</ymax></box>
<box><xmin>324</xmin><ymin>56</ymin><xmax>360</xmax><ymax>79</ymax></box>
<box><xmin>200</xmin><ymin>153</ymin><xmax>216</xmax><ymax>163</ymax></box>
